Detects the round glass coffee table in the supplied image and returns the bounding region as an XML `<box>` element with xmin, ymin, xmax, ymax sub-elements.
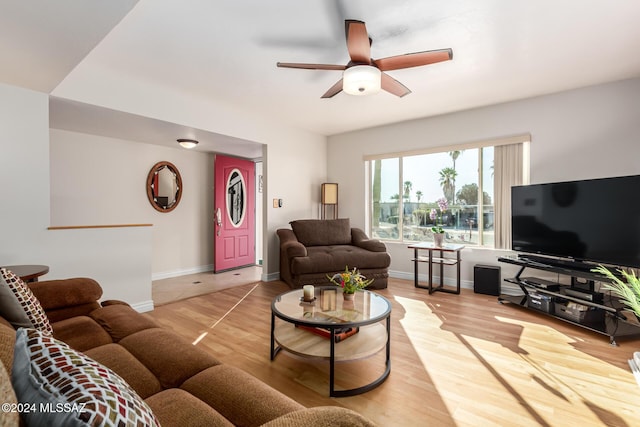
<box><xmin>270</xmin><ymin>286</ymin><xmax>391</xmax><ymax>397</ymax></box>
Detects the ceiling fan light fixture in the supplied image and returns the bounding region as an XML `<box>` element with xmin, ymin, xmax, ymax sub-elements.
<box><xmin>177</xmin><ymin>138</ymin><xmax>199</xmax><ymax>149</ymax></box>
<box><xmin>343</xmin><ymin>65</ymin><xmax>381</xmax><ymax>96</ymax></box>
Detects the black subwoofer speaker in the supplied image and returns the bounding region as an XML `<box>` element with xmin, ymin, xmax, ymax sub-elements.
<box><xmin>474</xmin><ymin>264</ymin><xmax>501</xmax><ymax>296</ymax></box>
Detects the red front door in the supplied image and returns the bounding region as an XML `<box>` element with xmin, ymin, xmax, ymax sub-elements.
<box><xmin>214</xmin><ymin>155</ymin><xmax>255</xmax><ymax>272</ymax></box>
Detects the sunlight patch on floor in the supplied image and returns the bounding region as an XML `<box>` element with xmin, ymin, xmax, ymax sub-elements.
<box><xmin>394</xmin><ymin>295</ymin><xmax>640</xmax><ymax>426</ymax></box>
<box><xmin>494</xmin><ymin>315</ymin><xmax>640</xmax><ymax>421</ymax></box>
<box><xmin>191</xmin><ymin>282</ymin><xmax>261</xmax><ymax>345</ymax></box>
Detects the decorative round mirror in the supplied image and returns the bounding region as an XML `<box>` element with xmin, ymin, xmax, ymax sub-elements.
<box><xmin>226</xmin><ymin>168</ymin><xmax>246</xmax><ymax>226</ymax></box>
<box><xmin>146</xmin><ymin>161</ymin><xmax>182</xmax><ymax>213</ymax></box>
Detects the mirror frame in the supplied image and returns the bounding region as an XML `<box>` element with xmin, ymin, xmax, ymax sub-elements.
<box><xmin>146</xmin><ymin>161</ymin><xmax>183</xmax><ymax>213</ymax></box>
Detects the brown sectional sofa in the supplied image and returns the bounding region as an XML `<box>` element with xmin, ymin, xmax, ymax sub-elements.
<box><xmin>278</xmin><ymin>219</ymin><xmax>391</xmax><ymax>289</ymax></box>
<box><xmin>0</xmin><ymin>277</ymin><xmax>376</xmax><ymax>426</ymax></box>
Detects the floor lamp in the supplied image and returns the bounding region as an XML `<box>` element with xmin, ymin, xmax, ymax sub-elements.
<box><xmin>321</xmin><ymin>183</ymin><xmax>338</xmax><ymax>219</ymax></box>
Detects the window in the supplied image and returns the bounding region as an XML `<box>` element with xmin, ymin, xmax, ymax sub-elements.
<box><xmin>368</xmin><ymin>138</ymin><xmax>529</xmax><ymax>248</ymax></box>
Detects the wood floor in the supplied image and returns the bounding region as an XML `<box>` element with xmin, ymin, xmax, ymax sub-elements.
<box><xmin>147</xmin><ymin>278</ymin><xmax>640</xmax><ymax>427</ymax></box>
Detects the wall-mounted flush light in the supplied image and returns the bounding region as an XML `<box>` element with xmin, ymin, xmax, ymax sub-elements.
<box><xmin>177</xmin><ymin>138</ymin><xmax>199</xmax><ymax>149</ymax></box>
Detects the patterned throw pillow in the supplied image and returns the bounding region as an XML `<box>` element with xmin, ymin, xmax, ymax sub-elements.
<box><xmin>0</xmin><ymin>268</ymin><xmax>53</xmax><ymax>335</ymax></box>
<box><xmin>12</xmin><ymin>328</ymin><xmax>160</xmax><ymax>427</ymax></box>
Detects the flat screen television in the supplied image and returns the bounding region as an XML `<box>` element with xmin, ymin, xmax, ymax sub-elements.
<box><xmin>511</xmin><ymin>174</ymin><xmax>640</xmax><ymax>269</ymax></box>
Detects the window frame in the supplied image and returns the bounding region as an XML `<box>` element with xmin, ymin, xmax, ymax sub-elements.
<box><xmin>365</xmin><ymin>134</ymin><xmax>530</xmax><ymax>247</ymax></box>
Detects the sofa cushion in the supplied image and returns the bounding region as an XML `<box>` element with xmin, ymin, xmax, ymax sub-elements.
<box><xmin>0</xmin><ymin>268</ymin><xmax>53</xmax><ymax>335</ymax></box>
<box><xmin>0</xmin><ymin>356</ymin><xmax>18</xmax><ymax>427</ymax></box>
<box><xmin>52</xmin><ymin>316</ymin><xmax>113</xmax><ymax>352</ymax></box>
<box><xmin>119</xmin><ymin>328</ymin><xmax>220</xmax><ymax>389</ymax></box>
<box><xmin>89</xmin><ymin>304</ymin><xmax>159</xmax><ymax>342</ymax></box>
<box><xmin>84</xmin><ymin>343</ymin><xmax>162</xmax><ymax>399</ymax></box>
<box><xmin>145</xmin><ymin>388</ymin><xmax>233</xmax><ymax>427</ymax></box>
<box><xmin>181</xmin><ymin>364</ymin><xmax>304</xmax><ymax>426</ymax></box>
<box><xmin>290</xmin><ymin>219</ymin><xmax>351</xmax><ymax>246</ymax></box>
<box><xmin>12</xmin><ymin>328</ymin><xmax>160</xmax><ymax>427</ymax></box>
<box><xmin>28</xmin><ymin>277</ymin><xmax>102</xmax><ymax>312</ymax></box>
<box><xmin>261</xmin><ymin>406</ymin><xmax>377</xmax><ymax>427</ymax></box>
<box><xmin>291</xmin><ymin>245</ymin><xmax>391</xmax><ymax>274</ymax></box>
<box><xmin>0</xmin><ymin>320</ymin><xmax>15</xmax><ymax>374</ymax></box>
<box><xmin>45</xmin><ymin>302</ymin><xmax>103</xmax><ymax>324</ymax></box>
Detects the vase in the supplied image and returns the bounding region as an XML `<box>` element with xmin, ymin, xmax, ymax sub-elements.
<box><xmin>434</xmin><ymin>233</ymin><xmax>445</xmax><ymax>247</ymax></box>
<box><xmin>343</xmin><ymin>292</ymin><xmax>355</xmax><ymax>301</ymax></box>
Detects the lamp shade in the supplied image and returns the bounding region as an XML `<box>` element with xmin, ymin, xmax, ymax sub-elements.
<box><xmin>343</xmin><ymin>65</ymin><xmax>381</xmax><ymax>96</ymax></box>
<box><xmin>321</xmin><ymin>183</ymin><xmax>338</xmax><ymax>204</ymax></box>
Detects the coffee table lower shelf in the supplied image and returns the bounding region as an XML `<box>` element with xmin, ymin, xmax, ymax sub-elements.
<box><xmin>272</xmin><ymin>323</ymin><xmax>390</xmax><ymax>397</ymax></box>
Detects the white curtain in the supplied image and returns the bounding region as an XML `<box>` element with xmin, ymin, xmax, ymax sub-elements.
<box><xmin>494</xmin><ymin>143</ymin><xmax>529</xmax><ymax>249</ymax></box>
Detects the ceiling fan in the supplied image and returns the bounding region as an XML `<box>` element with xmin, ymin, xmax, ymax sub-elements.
<box><xmin>277</xmin><ymin>19</ymin><xmax>453</xmax><ymax>98</ymax></box>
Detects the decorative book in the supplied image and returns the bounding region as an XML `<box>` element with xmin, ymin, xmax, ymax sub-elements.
<box><xmin>296</xmin><ymin>325</ymin><xmax>360</xmax><ymax>342</ymax></box>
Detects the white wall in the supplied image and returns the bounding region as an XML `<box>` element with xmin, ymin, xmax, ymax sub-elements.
<box><xmin>45</xmin><ymin>226</ymin><xmax>153</xmax><ymax>311</ymax></box>
<box><xmin>48</xmin><ymin>127</ymin><xmax>329</xmax><ymax>281</ymax></box>
<box><xmin>48</xmin><ymin>128</ymin><xmax>328</xmax><ymax>283</ymax></box>
<box><xmin>50</xmin><ymin>129</ymin><xmax>214</xmax><ymax>279</ymax></box>
<box><xmin>261</xmin><ymin>136</ymin><xmax>327</xmax><ymax>280</ymax></box>
<box><xmin>2</xmin><ymin>74</ymin><xmax>328</xmax><ymax>307</ymax></box>
<box><xmin>0</xmin><ymin>83</ymin><xmax>153</xmax><ymax>310</ymax></box>
<box><xmin>327</xmin><ymin>77</ymin><xmax>640</xmax><ymax>288</ymax></box>
<box><xmin>53</xmin><ymin>70</ymin><xmax>329</xmax><ymax>280</ymax></box>
<box><xmin>0</xmin><ymin>83</ymin><xmax>50</xmax><ymax>258</ymax></box>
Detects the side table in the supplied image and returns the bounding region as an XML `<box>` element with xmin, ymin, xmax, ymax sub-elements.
<box><xmin>1</xmin><ymin>265</ymin><xmax>49</xmax><ymax>283</ymax></box>
<box><xmin>408</xmin><ymin>242</ymin><xmax>465</xmax><ymax>294</ymax></box>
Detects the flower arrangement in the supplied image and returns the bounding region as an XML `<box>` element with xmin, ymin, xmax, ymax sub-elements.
<box><xmin>327</xmin><ymin>266</ymin><xmax>374</xmax><ymax>294</ymax></box>
<box><xmin>592</xmin><ymin>265</ymin><xmax>640</xmax><ymax>318</ymax></box>
<box><xmin>430</xmin><ymin>197</ymin><xmax>448</xmax><ymax>234</ymax></box>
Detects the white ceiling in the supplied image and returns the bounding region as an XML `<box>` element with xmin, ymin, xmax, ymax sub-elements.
<box><xmin>3</xmin><ymin>0</ymin><xmax>640</xmax><ymax>151</ymax></box>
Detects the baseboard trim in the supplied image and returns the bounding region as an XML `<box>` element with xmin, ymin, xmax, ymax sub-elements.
<box><xmin>263</xmin><ymin>271</ymin><xmax>281</xmax><ymax>282</ymax></box>
<box><xmin>267</xmin><ymin>269</ymin><xmax>475</xmax><ymax>289</ymax></box>
<box><xmin>131</xmin><ymin>300</ymin><xmax>154</xmax><ymax>313</ymax></box>
<box><xmin>152</xmin><ymin>264</ymin><xmax>214</xmax><ymax>281</ymax></box>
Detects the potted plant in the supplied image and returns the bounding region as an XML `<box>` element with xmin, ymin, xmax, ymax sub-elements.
<box><xmin>592</xmin><ymin>265</ymin><xmax>640</xmax><ymax>319</ymax></box>
<box><xmin>327</xmin><ymin>266</ymin><xmax>374</xmax><ymax>300</ymax></box>
<box><xmin>430</xmin><ymin>197</ymin><xmax>448</xmax><ymax>247</ymax></box>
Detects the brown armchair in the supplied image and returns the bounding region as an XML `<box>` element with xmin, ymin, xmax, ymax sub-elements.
<box><xmin>277</xmin><ymin>219</ymin><xmax>390</xmax><ymax>289</ymax></box>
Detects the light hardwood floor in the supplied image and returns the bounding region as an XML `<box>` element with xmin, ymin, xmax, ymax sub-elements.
<box><xmin>148</xmin><ymin>278</ymin><xmax>640</xmax><ymax>426</ymax></box>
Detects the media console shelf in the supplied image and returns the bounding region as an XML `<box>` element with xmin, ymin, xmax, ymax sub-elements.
<box><xmin>497</xmin><ymin>256</ymin><xmax>640</xmax><ymax>346</ymax></box>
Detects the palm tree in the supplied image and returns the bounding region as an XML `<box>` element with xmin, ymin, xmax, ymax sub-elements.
<box><xmin>448</xmin><ymin>151</ymin><xmax>463</xmax><ymax>204</ymax></box>
<box><xmin>415</xmin><ymin>190</ymin><xmax>423</xmax><ymax>204</ymax></box>
<box><xmin>403</xmin><ymin>180</ymin><xmax>413</xmax><ymax>202</ymax></box>
<box><xmin>372</xmin><ymin>160</ymin><xmax>381</xmax><ymax>227</ymax></box>
<box><xmin>439</xmin><ymin>167</ymin><xmax>458</xmax><ymax>203</ymax></box>
<box><xmin>449</xmin><ymin>150</ymin><xmax>462</xmax><ymax>170</ymax></box>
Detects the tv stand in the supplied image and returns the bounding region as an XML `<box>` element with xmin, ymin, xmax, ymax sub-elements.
<box><xmin>498</xmin><ymin>256</ymin><xmax>640</xmax><ymax>346</ymax></box>
<box><xmin>516</xmin><ymin>254</ymin><xmax>594</xmax><ymax>273</ymax></box>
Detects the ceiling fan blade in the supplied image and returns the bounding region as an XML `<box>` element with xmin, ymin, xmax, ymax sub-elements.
<box><xmin>277</xmin><ymin>62</ymin><xmax>346</xmax><ymax>71</ymax></box>
<box><xmin>374</xmin><ymin>48</ymin><xmax>453</xmax><ymax>71</ymax></box>
<box><xmin>321</xmin><ymin>79</ymin><xmax>344</xmax><ymax>98</ymax></box>
<box><xmin>381</xmin><ymin>72</ymin><xmax>411</xmax><ymax>97</ymax></box>
<box><xmin>345</xmin><ymin>20</ymin><xmax>371</xmax><ymax>64</ymax></box>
